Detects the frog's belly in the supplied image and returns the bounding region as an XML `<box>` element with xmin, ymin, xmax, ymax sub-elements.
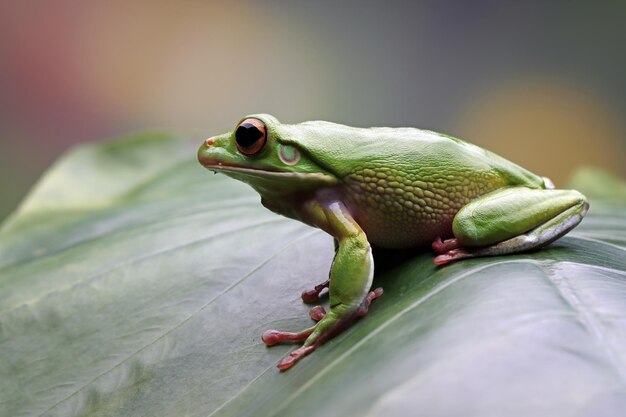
<box><xmin>343</xmin><ymin>168</ymin><xmax>506</xmax><ymax>249</ymax></box>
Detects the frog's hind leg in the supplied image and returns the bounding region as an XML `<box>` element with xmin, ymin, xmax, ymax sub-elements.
<box><xmin>434</xmin><ymin>187</ymin><xmax>589</xmax><ymax>265</ymax></box>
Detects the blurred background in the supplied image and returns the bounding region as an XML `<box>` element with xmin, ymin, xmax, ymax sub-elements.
<box><xmin>0</xmin><ymin>0</ymin><xmax>625</xmax><ymax>222</ymax></box>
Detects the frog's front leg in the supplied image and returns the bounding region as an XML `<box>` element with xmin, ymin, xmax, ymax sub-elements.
<box><xmin>301</xmin><ymin>239</ymin><xmax>338</xmax><ymax>303</ymax></box>
<box><xmin>301</xmin><ymin>279</ymin><xmax>329</xmax><ymax>303</ymax></box>
<box><xmin>305</xmin><ymin>286</ymin><xmax>384</xmax><ymax>323</ymax></box>
<box><xmin>262</xmin><ymin>199</ymin><xmax>382</xmax><ymax>371</ymax></box>
<box><xmin>434</xmin><ymin>187</ymin><xmax>589</xmax><ymax>265</ymax></box>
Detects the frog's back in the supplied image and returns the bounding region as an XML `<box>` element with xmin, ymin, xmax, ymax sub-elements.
<box><xmin>280</xmin><ymin>121</ymin><xmax>547</xmax><ymax>248</ymax></box>
<box><xmin>280</xmin><ymin>121</ymin><xmax>545</xmax><ymax>188</ymax></box>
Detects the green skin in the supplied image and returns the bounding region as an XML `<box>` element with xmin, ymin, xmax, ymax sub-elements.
<box><xmin>197</xmin><ymin>114</ymin><xmax>589</xmax><ymax>371</ymax></box>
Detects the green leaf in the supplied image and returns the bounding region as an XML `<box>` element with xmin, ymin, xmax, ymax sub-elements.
<box><xmin>1</xmin><ymin>134</ymin><xmax>625</xmax><ymax>417</ymax></box>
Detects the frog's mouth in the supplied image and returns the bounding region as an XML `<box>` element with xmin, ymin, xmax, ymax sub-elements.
<box><xmin>206</xmin><ymin>162</ymin><xmax>331</xmax><ymax>180</ymax></box>
<box><xmin>199</xmin><ymin>159</ymin><xmax>337</xmax><ymax>189</ymax></box>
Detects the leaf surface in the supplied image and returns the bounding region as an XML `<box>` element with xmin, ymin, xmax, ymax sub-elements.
<box><xmin>1</xmin><ymin>134</ymin><xmax>625</xmax><ymax>417</ymax></box>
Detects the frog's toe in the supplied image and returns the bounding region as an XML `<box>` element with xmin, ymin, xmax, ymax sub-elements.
<box><xmin>309</xmin><ymin>305</ymin><xmax>326</xmax><ymax>321</ymax></box>
<box><xmin>433</xmin><ymin>248</ymin><xmax>472</xmax><ymax>265</ymax></box>
<box><xmin>357</xmin><ymin>287</ymin><xmax>384</xmax><ymax>317</ymax></box>
<box><xmin>261</xmin><ymin>326</ymin><xmax>314</xmax><ymax>346</ymax></box>
<box><xmin>301</xmin><ymin>279</ymin><xmax>330</xmax><ymax>303</ymax></box>
<box><xmin>277</xmin><ymin>345</ymin><xmax>316</xmax><ymax>371</ymax></box>
<box><xmin>432</xmin><ymin>237</ymin><xmax>461</xmax><ymax>254</ymax></box>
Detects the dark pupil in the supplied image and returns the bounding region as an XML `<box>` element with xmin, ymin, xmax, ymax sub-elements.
<box><xmin>235</xmin><ymin>123</ymin><xmax>262</xmax><ymax>148</ymax></box>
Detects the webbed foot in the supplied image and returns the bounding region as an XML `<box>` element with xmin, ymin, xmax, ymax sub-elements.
<box><xmin>263</xmin><ymin>287</ymin><xmax>384</xmax><ymax>371</ymax></box>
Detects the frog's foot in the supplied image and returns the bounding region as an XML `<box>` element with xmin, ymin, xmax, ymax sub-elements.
<box><xmin>309</xmin><ymin>305</ymin><xmax>326</xmax><ymax>321</ymax></box>
<box><xmin>433</xmin><ymin>248</ymin><xmax>472</xmax><ymax>265</ymax></box>
<box><xmin>432</xmin><ymin>237</ymin><xmax>461</xmax><ymax>254</ymax></box>
<box><xmin>268</xmin><ymin>289</ymin><xmax>384</xmax><ymax>371</ymax></box>
<box><xmin>261</xmin><ymin>326</ymin><xmax>315</xmax><ymax>346</ymax></box>
<box><xmin>262</xmin><ymin>325</ymin><xmax>320</xmax><ymax>372</ymax></box>
<box><xmin>432</xmin><ymin>237</ymin><xmax>471</xmax><ymax>265</ymax></box>
<box><xmin>301</xmin><ymin>279</ymin><xmax>330</xmax><ymax>303</ymax></box>
<box><xmin>357</xmin><ymin>287</ymin><xmax>384</xmax><ymax>317</ymax></box>
<box><xmin>277</xmin><ymin>345</ymin><xmax>316</xmax><ymax>371</ymax></box>
<box><xmin>304</xmin><ymin>287</ymin><xmax>384</xmax><ymax>324</ymax></box>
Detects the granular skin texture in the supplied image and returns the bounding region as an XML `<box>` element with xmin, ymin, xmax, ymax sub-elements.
<box><xmin>343</xmin><ymin>165</ymin><xmax>507</xmax><ymax>248</ymax></box>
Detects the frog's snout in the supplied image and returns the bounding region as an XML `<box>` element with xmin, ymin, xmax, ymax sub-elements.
<box><xmin>197</xmin><ymin>137</ymin><xmax>217</xmax><ymax>167</ymax></box>
<box><xmin>197</xmin><ymin>134</ymin><xmax>234</xmax><ymax>169</ymax></box>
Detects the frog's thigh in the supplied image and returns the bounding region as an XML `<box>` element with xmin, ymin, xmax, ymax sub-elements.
<box><xmin>452</xmin><ymin>187</ymin><xmax>588</xmax><ymax>252</ymax></box>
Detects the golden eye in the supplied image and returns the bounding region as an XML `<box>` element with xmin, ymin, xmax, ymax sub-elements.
<box><xmin>235</xmin><ymin>118</ymin><xmax>266</xmax><ymax>155</ymax></box>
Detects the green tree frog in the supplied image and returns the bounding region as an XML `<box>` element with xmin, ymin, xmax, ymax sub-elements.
<box><xmin>197</xmin><ymin>114</ymin><xmax>588</xmax><ymax>371</ymax></box>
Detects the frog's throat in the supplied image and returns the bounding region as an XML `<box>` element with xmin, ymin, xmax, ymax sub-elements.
<box><xmin>206</xmin><ymin>164</ymin><xmax>338</xmax><ymax>185</ymax></box>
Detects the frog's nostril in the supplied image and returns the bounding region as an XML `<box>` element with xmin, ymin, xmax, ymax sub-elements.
<box><xmin>197</xmin><ymin>141</ymin><xmax>214</xmax><ymax>166</ymax></box>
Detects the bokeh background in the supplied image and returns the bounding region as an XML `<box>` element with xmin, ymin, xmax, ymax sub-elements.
<box><xmin>1</xmin><ymin>0</ymin><xmax>625</xmax><ymax>222</ymax></box>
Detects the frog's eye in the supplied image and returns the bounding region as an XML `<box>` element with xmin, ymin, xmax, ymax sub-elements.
<box><xmin>235</xmin><ymin>118</ymin><xmax>267</xmax><ymax>155</ymax></box>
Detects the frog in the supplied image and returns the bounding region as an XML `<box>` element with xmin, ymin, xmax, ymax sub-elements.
<box><xmin>197</xmin><ymin>114</ymin><xmax>589</xmax><ymax>371</ymax></box>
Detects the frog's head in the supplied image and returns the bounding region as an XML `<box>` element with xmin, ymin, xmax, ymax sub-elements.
<box><xmin>198</xmin><ymin>114</ymin><xmax>338</xmax><ymax>195</ymax></box>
